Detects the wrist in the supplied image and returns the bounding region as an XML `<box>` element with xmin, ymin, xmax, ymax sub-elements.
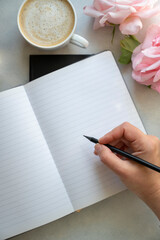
<box><xmin>142</xmin><ymin>188</ymin><xmax>160</xmax><ymax>220</ymax></box>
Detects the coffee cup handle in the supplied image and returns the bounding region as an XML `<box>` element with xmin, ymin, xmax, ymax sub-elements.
<box><xmin>70</xmin><ymin>34</ymin><xmax>89</xmax><ymax>48</ymax></box>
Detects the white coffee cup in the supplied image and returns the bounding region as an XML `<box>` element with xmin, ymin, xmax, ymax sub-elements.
<box><xmin>17</xmin><ymin>0</ymin><xmax>89</xmax><ymax>50</ymax></box>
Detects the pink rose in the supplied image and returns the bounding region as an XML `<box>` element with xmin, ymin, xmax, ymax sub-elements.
<box><xmin>83</xmin><ymin>0</ymin><xmax>160</xmax><ymax>35</ymax></box>
<box><xmin>132</xmin><ymin>24</ymin><xmax>160</xmax><ymax>93</ymax></box>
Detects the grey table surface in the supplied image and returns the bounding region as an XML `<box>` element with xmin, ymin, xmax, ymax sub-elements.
<box><xmin>0</xmin><ymin>0</ymin><xmax>160</xmax><ymax>239</ymax></box>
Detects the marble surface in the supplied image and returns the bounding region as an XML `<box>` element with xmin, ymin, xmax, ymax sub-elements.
<box><xmin>0</xmin><ymin>0</ymin><xmax>160</xmax><ymax>239</ymax></box>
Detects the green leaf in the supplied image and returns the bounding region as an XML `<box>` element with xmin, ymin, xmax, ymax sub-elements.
<box><xmin>147</xmin><ymin>85</ymin><xmax>151</xmax><ymax>89</ymax></box>
<box><xmin>120</xmin><ymin>35</ymin><xmax>140</xmax><ymax>52</ymax></box>
<box><xmin>119</xmin><ymin>48</ymin><xmax>132</xmax><ymax>64</ymax></box>
<box><xmin>119</xmin><ymin>35</ymin><xmax>140</xmax><ymax>64</ymax></box>
<box><xmin>111</xmin><ymin>25</ymin><xmax>116</xmax><ymax>44</ymax></box>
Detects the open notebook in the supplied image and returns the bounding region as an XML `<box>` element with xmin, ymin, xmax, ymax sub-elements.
<box><xmin>0</xmin><ymin>51</ymin><xmax>146</xmax><ymax>240</ymax></box>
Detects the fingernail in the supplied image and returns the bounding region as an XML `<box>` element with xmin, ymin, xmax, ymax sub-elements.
<box><xmin>95</xmin><ymin>144</ymin><xmax>102</xmax><ymax>154</ymax></box>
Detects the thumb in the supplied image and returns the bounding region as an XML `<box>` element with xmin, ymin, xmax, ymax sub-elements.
<box><xmin>95</xmin><ymin>144</ymin><xmax>127</xmax><ymax>176</ymax></box>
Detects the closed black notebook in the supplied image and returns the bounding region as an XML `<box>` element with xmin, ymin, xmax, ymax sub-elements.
<box><xmin>29</xmin><ymin>54</ymin><xmax>91</xmax><ymax>81</ymax></box>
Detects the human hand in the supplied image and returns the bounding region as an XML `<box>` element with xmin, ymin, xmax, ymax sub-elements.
<box><xmin>94</xmin><ymin>122</ymin><xmax>160</xmax><ymax>219</ymax></box>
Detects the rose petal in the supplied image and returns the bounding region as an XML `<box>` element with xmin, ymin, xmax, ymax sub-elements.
<box><xmin>94</xmin><ymin>0</ymin><xmax>114</xmax><ymax>10</ymax></box>
<box><xmin>132</xmin><ymin>0</ymin><xmax>158</xmax><ymax>8</ymax></box>
<box><xmin>141</xmin><ymin>60</ymin><xmax>160</xmax><ymax>72</ymax></box>
<box><xmin>152</xmin><ymin>36</ymin><xmax>160</xmax><ymax>47</ymax></box>
<box><xmin>151</xmin><ymin>80</ymin><xmax>160</xmax><ymax>93</ymax></box>
<box><xmin>142</xmin><ymin>24</ymin><xmax>160</xmax><ymax>49</ymax></box>
<box><xmin>119</xmin><ymin>16</ymin><xmax>142</xmax><ymax>35</ymax></box>
<box><xmin>142</xmin><ymin>47</ymin><xmax>160</xmax><ymax>58</ymax></box>
<box><xmin>93</xmin><ymin>17</ymin><xmax>111</xmax><ymax>30</ymax></box>
<box><xmin>153</xmin><ymin>69</ymin><xmax>160</xmax><ymax>82</ymax></box>
<box><xmin>133</xmin><ymin>54</ymin><xmax>157</xmax><ymax>71</ymax></box>
<box><xmin>116</xmin><ymin>4</ymin><xmax>136</xmax><ymax>12</ymax></box>
<box><xmin>133</xmin><ymin>1</ymin><xmax>153</xmax><ymax>8</ymax></box>
<box><xmin>106</xmin><ymin>6</ymin><xmax>136</xmax><ymax>24</ymax></box>
<box><xmin>132</xmin><ymin>44</ymin><xmax>143</xmax><ymax>61</ymax></box>
<box><xmin>132</xmin><ymin>52</ymin><xmax>144</xmax><ymax>71</ymax></box>
<box><xmin>132</xmin><ymin>70</ymin><xmax>157</xmax><ymax>84</ymax></box>
<box><xmin>132</xmin><ymin>46</ymin><xmax>159</xmax><ymax>69</ymax></box>
<box><xmin>134</xmin><ymin>7</ymin><xmax>160</xmax><ymax>19</ymax></box>
<box><xmin>83</xmin><ymin>6</ymin><xmax>104</xmax><ymax>18</ymax></box>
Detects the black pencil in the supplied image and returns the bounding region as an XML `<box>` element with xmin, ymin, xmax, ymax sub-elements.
<box><xmin>83</xmin><ymin>135</ymin><xmax>160</xmax><ymax>173</ymax></box>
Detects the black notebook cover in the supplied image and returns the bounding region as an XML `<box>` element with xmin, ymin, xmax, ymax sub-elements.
<box><xmin>29</xmin><ymin>55</ymin><xmax>92</xmax><ymax>81</ymax></box>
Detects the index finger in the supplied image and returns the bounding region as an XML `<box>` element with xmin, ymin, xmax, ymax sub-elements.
<box><xmin>99</xmin><ymin>122</ymin><xmax>145</xmax><ymax>144</ymax></box>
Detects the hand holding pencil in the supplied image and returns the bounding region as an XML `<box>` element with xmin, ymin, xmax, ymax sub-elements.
<box><xmin>94</xmin><ymin>122</ymin><xmax>160</xmax><ymax>220</ymax></box>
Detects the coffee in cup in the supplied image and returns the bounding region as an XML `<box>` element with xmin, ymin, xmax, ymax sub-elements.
<box><xmin>18</xmin><ymin>0</ymin><xmax>89</xmax><ymax>49</ymax></box>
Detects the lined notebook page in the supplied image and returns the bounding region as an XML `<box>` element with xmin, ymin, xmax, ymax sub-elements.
<box><xmin>0</xmin><ymin>87</ymin><xmax>73</xmax><ymax>240</ymax></box>
<box><xmin>25</xmin><ymin>51</ymin><xmax>146</xmax><ymax>210</ymax></box>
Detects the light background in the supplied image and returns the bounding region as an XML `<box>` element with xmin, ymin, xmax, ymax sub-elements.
<box><xmin>0</xmin><ymin>0</ymin><xmax>160</xmax><ymax>239</ymax></box>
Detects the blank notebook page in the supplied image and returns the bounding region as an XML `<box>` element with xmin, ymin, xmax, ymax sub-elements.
<box><xmin>0</xmin><ymin>87</ymin><xmax>73</xmax><ymax>240</ymax></box>
<box><xmin>25</xmin><ymin>51</ymin><xmax>146</xmax><ymax>210</ymax></box>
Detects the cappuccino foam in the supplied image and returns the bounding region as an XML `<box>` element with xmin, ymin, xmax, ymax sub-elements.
<box><xmin>19</xmin><ymin>0</ymin><xmax>75</xmax><ymax>46</ymax></box>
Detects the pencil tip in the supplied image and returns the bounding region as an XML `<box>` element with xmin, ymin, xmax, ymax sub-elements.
<box><xmin>83</xmin><ymin>135</ymin><xmax>91</xmax><ymax>140</ymax></box>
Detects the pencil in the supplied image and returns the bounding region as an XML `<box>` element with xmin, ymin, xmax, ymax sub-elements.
<box><xmin>83</xmin><ymin>135</ymin><xmax>160</xmax><ymax>173</ymax></box>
